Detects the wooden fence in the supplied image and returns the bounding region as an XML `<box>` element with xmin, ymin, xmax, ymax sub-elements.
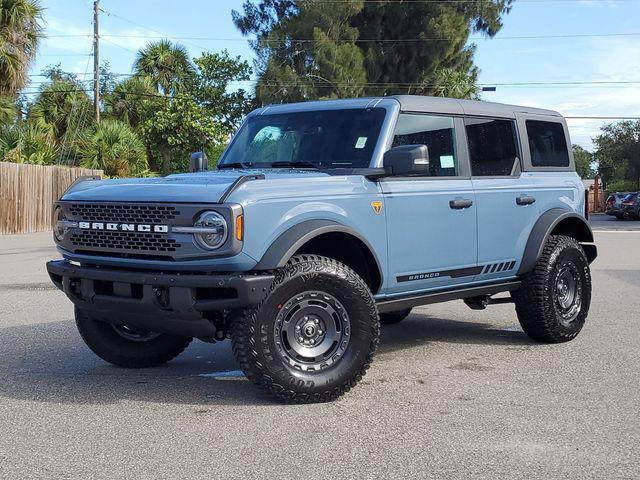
<box><xmin>0</xmin><ymin>162</ymin><xmax>102</xmax><ymax>234</ymax></box>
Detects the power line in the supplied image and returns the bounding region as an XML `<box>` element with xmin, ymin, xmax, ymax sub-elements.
<box><xmin>566</xmin><ymin>116</ymin><xmax>640</xmax><ymax>120</ymax></box>
<box><xmin>43</xmin><ymin>31</ymin><xmax>640</xmax><ymax>43</ymax></box>
<box><xmin>304</xmin><ymin>0</ymin><xmax>639</xmax><ymax>2</ymax></box>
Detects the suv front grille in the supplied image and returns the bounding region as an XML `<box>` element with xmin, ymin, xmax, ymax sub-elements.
<box><xmin>68</xmin><ymin>203</ymin><xmax>180</xmax><ymax>223</ymax></box>
<box><xmin>70</xmin><ymin>230</ymin><xmax>181</xmax><ymax>252</ymax></box>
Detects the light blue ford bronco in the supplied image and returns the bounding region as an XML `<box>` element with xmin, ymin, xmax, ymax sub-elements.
<box><xmin>47</xmin><ymin>96</ymin><xmax>597</xmax><ymax>403</ymax></box>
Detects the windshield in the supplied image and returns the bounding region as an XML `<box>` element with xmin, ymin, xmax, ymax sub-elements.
<box><xmin>219</xmin><ymin>108</ymin><xmax>387</xmax><ymax>169</ymax></box>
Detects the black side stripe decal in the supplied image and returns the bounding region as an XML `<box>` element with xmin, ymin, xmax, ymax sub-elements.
<box><xmin>397</xmin><ymin>266</ymin><xmax>483</xmax><ymax>283</ymax></box>
<box><xmin>397</xmin><ymin>260</ymin><xmax>517</xmax><ymax>283</ymax></box>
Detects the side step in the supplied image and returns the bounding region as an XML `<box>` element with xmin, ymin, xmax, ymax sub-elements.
<box><xmin>376</xmin><ymin>281</ymin><xmax>521</xmax><ymax>314</ymax></box>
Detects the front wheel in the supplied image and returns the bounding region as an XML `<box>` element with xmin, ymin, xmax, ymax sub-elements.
<box><xmin>513</xmin><ymin>235</ymin><xmax>592</xmax><ymax>343</ymax></box>
<box><xmin>231</xmin><ymin>255</ymin><xmax>380</xmax><ymax>403</ymax></box>
<box><xmin>75</xmin><ymin>308</ymin><xmax>193</xmax><ymax>368</ymax></box>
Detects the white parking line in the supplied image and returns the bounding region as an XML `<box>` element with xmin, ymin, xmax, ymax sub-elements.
<box><xmin>593</xmin><ymin>230</ymin><xmax>640</xmax><ymax>233</ymax></box>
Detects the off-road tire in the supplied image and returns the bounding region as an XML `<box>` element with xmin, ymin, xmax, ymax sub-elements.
<box><xmin>514</xmin><ymin>235</ymin><xmax>591</xmax><ymax>343</ymax></box>
<box><xmin>75</xmin><ymin>308</ymin><xmax>193</xmax><ymax>368</ymax></box>
<box><xmin>231</xmin><ymin>255</ymin><xmax>380</xmax><ymax>403</ymax></box>
<box><xmin>379</xmin><ymin>308</ymin><xmax>412</xmax><ymax>325</ymax></box>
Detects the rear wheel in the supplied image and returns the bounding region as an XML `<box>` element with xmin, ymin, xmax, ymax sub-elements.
<box><xmin>379</xmin><ymin>308</ymin><xmax>412</xmax><ymax>325</ymax></box>
<box><xmin>75</xmin><ymin>308</ymin><xmax>193</xmax><ymax>368</ymax></box>
<box><xmin>231</xmin><ymin>255</ymin><xmax>379</xmax><ymax>403</ymax></box>
<box><xmin>513</xmin><ymin>235</ymin><xmax>591</xmax><ymax>343</ymax></box>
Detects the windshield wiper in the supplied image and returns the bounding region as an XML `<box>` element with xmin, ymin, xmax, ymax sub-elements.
<box><xmin>270</xmin><ymin>161</ymin><xmax>321</xmax><ymax>170</ymax></box>
<box><xmin>217</xmin><ymin>162</ymin><xmax>253</xmax><ymax>170</ymax></box>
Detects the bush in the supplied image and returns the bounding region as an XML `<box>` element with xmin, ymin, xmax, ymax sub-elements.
<box><xmin>605</xmin><ymin>179</ymin><xmax>638</xmax><ymax>195</ymax></box>
<box><xmin>0</xmin><ymin>122</ymin><xmax>59</xmax><ymax>164</ymax></box>
<box><xmin>79</xmin><ymin>119</ymin><xmax>147</xmax><ymax>177</ymax></box>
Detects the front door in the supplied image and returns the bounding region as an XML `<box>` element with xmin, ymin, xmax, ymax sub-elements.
<box><xmin>381</xmin><ymin>114</ymin><xmax>478</xmax><ymax>295</ymax></box>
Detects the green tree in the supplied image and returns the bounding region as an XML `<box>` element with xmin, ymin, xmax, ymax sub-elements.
<box><xmin>432</xmin><ymin>68</ymin><xmax>480</xmax><ymax>99</ymax></box>
<box><xmin>0</xmin><ymin>121</ymin><xmax>58</xmax><ymax>164</ymax></box>
<box><xmin>27</xmin><ymin>78</ymin><xmax>93</xmax><ymax>164</ymax></box>
<box><xmin>133</xmin><ymin>40</ymin><xmax>197</xmax><ymax>173</ymax></box>
<box><xmin>78</xmin><ymin>119</ymin><xmax>147</xmax><ymax>177</ymax></box>
<box><xmin>137</xmin><ymin>49</ymin><xmax>252</xmax><ymax>173</ymax></box>
<box><xmin>233</xmin><ymin>0</ymin><xmax>512</xmax><ymax>102</ymax></box>
<box><xmin>104</xmin><ymin>75</ymin><xmax>157</xmax><ymax>130</ymax></box>
<box><xmin>134</xmin><ymin>40</ymin><xmax>195</xmax><ymax>96</ymax></box>
<box><xmin>0</xmin><ymin>0</ymin><xmax>43</xmax><ymax>95</ymax></box>
<box><xmin>240</xmin><ymin>1</ymin><xmax>367</xmax><ymax>103</ymax></box>
<box><xmin>594</xmin><ymin>121</ymin><xmax>640</xmax><ymax>189</ymax></box>
<box><xmin>572</xmin><ymin>144</ymin><xmax>594</xmax><ymax>179</ymax></box>
<box><xmin>0</xmin><ymin>95</ymin><xmax>18</xmax><ymax>124</ymax></box>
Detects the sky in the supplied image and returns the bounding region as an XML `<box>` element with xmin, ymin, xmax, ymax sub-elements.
<box><xmin>28</xmin><ymin>0</ymin><xmax>640</xmax><ymax>150</ymax></box>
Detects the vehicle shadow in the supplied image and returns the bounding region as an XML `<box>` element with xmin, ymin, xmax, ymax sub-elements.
<box><xmin>0</xmin><ymin>311</ymin><xmax>533</xmax><ymax>407</ymax></box>
<box><xmin>377</xmin><ymin>310</ymin><xmax>534</xmax><ymax>356</ymax></box>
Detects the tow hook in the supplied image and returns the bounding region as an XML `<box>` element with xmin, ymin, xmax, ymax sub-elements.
<box><xmin>152</xmin><ymin>286</ymin><xmax>171</xmax><ymax>310</ymax></box>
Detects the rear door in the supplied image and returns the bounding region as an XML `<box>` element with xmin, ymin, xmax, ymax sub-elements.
<box><xmin>465</xmin><ymin>117</ymin><xmax>540</xmax><ymax>280</ymax></box>
<box><xmin>381</xmin><ymin>113</ymin><xmax>478</xmax><ymax>295</ymax></box>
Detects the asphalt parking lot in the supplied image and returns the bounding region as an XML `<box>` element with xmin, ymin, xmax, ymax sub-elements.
<box><xmin>0</xmin><ymin>214</ymin><xmax>638</xmax><ymax>479</ymax></box>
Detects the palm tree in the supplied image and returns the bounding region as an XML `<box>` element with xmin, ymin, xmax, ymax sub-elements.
<box><xmin>432</xmin><ymin>68</ymin><xmax>480</xmax><ymax>100</ymax></box>
<box><xmin>0</xmin><ymin>121</ymin><xmax>58</xmax><ymax>165</ymax></box>
<box><xmin>0</xmin><ymin>0</ymin><xmax>43</xmax><ymax>95</ymax></box>
<box><xmin>133</xmin><ymin>40</ymin><xmax>194</xmax><ymax>174</ymax></box>
<box><xmin>28</xmin><ymin>80</ymin><xmax>93</xmax><ymax>143</ymax></box>
<box><xmin>104</xmin><ymin>75</ymin><xmax>157</xmax><ymax>129</ymax></box>
<box><xmin>79</xmin><ymin>119</ymin><xmax>147</xmax><ymax>177</ymax></box>
<box><xmin>0</xmin><ymin>95</ymin><xmax>17</xmax><ymax>124</ymax></box>
<box><xmin>133</xmin><ymin>40</ymin><xmax>194</xmax><ymax>96</ymax></box>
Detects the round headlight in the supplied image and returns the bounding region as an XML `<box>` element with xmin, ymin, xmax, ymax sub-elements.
<box><xmin>194</xmin><ymin>211</ymin><xmax>227</xmax><ymax>250</ymax></box>
<box><xmin>53</xmin><ymin>206</ymin><xmax>66</xmax><ymax>243</ymax></box>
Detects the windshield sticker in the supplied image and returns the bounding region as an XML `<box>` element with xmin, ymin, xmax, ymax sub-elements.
<box><xmin>355</xmin><ymin>137</ymin><xmax>368</xmax><ymax>149</ymax></box>
<box><xmin>440</xmin><ymin>155</ymin><xmax>455</xmax><ymax>168</ymax></box>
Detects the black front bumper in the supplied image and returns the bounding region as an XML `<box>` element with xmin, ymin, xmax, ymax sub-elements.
<box><xmin>47</xmin><ymin>260</ymin><xmax>274</xmax><ymax>340</ymax></box>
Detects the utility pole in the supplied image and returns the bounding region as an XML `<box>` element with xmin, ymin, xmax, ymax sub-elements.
<box><xmin>93</xmin><ymin>0</ymin><xmax>100</xmax><ymax>123</ymax></box>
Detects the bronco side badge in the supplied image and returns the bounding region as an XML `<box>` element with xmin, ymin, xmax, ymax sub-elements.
<box><xmin>371</xmin><ymin>201</ymin><xmax>383</xmax><ymax>214</ymax></box>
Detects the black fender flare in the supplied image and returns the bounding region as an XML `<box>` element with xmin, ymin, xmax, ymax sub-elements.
<box><xmin>518</xmin><ymin>208</ymin><xmax>596</xmax><ymax>275</ymax></box>
<box><xmin>254</xmin><ymin>219</ymin><xmax>384</xmax><ymax>276</ymax></box>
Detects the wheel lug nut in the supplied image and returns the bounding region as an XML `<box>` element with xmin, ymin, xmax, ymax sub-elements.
<box><xmin>314</xmin><ymin>319</ymin><xmax>319</xmax><ymax>324</ymax></box>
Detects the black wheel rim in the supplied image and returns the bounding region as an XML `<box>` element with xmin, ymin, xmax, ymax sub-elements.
<box><xmin>553</xmin><ymin>261</ymin><xmax>582</xmax><ymax>327</ymax></box>
<box><xmin>111</xmin><ymin>324</ymin><xmax>161</xmax><ymax>342</ymax></box>
<box><xmin>274</xmin><ymin>291</ymin><xmax>351</xmax><ymax>372</ymax></box>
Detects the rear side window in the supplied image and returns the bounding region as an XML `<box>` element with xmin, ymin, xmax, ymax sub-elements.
<box><xmin>465</xmin><ymin>118</ymin><xmax>519</xmax><ymax>176</ymax></box>
<box><xmin>526</xmin><ymin>120</ymin><xmax>569</xmax><ymax>167</ymax></box>
<box><xmin>392</xmin><ymin>114</ymin><xmax>458</xmax><ymax>176</ymax></box>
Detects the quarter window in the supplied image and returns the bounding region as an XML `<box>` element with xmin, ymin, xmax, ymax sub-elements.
<box><xmin>465</xmin><ymin>118</ymin><xmax>519</xmax><ymax>176</ymax></box>
<box><xmin>526</xmin><ymin>120</ymin><xmax>570</xmax><ymax>167</ymax></box>
<box><xmin>392</xmin><ymin>114</ymin><xmax>458</xmax><ymax>177</ymax></box>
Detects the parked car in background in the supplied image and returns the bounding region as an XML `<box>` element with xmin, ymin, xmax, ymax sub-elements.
<box><xmin>606</xmin><ymin>192</ymin><xmax>630</xmax><ymax>218</ymax></box>
<box><xmin>621</xmin><ymin>192</ymin><xmax>640</xmax><ymax>219</ymax></box>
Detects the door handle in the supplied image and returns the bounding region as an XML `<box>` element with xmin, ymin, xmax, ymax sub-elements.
<box><xmin>449</xmin><ymin>198</ymin><xmax>473</xmax><ymax>209</ymax></box>
<box><xmin>516</xmin><ymin>195</ymin><xmax>536</xmax><ymax>206</ymax></box>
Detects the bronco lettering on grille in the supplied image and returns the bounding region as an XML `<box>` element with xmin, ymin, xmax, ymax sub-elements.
<box><xmin>78</xmin><ymin>222</ymin><xmax>169</xmax><ymax>233</ymax></box>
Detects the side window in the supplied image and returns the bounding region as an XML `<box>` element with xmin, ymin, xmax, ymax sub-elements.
<box><xmin>526</xmin><ymin>120</ymin><xmax>570</xmax><ymax>167</ymax></box>
<box><xmin>465</xmin><ymin>118</ymin><xmax>519</xmax><ymax>176</ymax></box>
<box><xmin>392</xmin><ymin>114</ymin><xmax>458</xmax><ymax>176</ymax></box>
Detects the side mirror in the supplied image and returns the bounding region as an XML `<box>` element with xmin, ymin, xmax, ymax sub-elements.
<box><xmin>382</xmin><ymin>144</ymin><xmax>429</xmax><ymax>177</ymax></box>
<box><xmin>190</xmin><ymin>151</ymin><xmax>208</xmax><ymax>172</ymax></box>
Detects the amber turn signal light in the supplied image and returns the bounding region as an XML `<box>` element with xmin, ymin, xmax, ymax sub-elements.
<box><xmin>236</xmin><ymin>214</ymin><xmax>244</xmax><ymax>241</ymax></box>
